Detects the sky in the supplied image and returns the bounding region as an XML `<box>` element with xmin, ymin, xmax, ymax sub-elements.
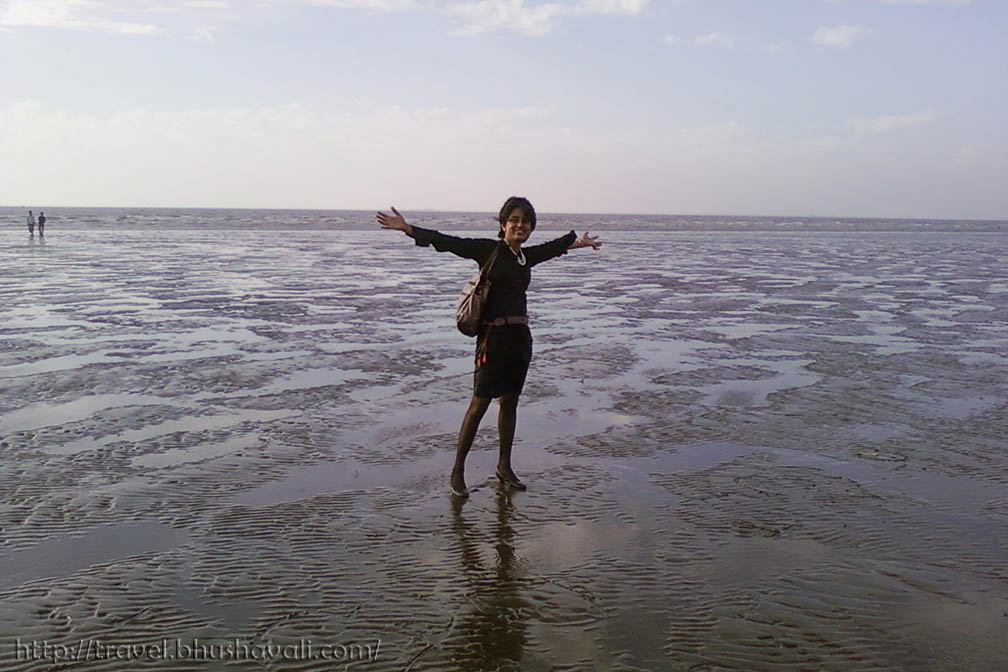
<box><xmin>1</xmin><ymin>0</ymin><xmax>1006</xmax><ymax>218</ymax></box>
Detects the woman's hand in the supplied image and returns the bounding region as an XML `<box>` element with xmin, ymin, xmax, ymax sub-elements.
<box><xmin>376</xmin><ymin>206</ymin><xmax>412</xmax><ymax>235</ymax></box>
<box><xmin>574</xmin><ymin>231</ymin><xmax>601</xmax><ymax>250</ymax></box>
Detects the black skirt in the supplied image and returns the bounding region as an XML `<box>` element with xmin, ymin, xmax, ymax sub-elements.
<box><xmin>473</xmin><ymin>324</ymin><xmax>533</xmax><ymax>399</ymax></box>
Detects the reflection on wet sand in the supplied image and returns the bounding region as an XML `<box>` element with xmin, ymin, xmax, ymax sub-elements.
<box><xmin>447</xmin><ymin>489</ymin><xmax>528</xmax><ymax>672</ymax></box>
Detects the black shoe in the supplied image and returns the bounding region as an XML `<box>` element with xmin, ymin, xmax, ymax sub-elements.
<box><xmin>496</xmin><ymin>468</ymin><xmax>527</xmax><ymax>491</ymax></box>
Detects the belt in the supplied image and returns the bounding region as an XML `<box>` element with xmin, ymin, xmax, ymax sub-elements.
<box><xmin>483</xmin><ymin>315</ymin><xmax>528</xmax><ymax>327</ymax></box>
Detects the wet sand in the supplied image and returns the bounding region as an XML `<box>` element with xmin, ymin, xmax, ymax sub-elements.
<box><xmin>1</xmin><ymin>227</ymin><xmax>1005</xmax><ymax>670</ymax></box>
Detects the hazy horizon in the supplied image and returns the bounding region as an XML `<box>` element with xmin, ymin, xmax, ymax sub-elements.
<box><xmin>4</xmin><ymin>204</ymin><xmax>1007</xmax><ymax>223</ymax></box>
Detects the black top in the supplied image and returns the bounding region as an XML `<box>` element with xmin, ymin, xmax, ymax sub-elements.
<box><xmin>409</xmin><ymin>226</ymin><xmax>577</xmax><ymax>321</ymax></box>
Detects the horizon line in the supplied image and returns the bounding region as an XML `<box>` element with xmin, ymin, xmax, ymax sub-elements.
<box><xmin>4</xmin><ymin>205</ymin><xmax>1005</xmax><ymax>223</ymax></box>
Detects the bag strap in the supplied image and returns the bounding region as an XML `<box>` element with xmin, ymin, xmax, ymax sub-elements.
<box><xmin>478</xmin><ymin>242</ymin><xmax>502</xmax><ymax>281</ymax></box>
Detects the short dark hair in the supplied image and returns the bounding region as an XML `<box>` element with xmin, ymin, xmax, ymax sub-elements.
<box><xmin>497</xmin><ymin>196</ymin><xmax>536</xmax><ymax>238</ymax></box>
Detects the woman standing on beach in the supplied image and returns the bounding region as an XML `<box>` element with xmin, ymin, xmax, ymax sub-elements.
<box><xmin>377</xmin><ymin>197</ymin><xmax>601</xmax><ymax>498</ymax></box>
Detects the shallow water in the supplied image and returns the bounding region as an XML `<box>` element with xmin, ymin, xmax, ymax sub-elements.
<box><xmin>0</xmin><ymin>224</ymin><xmax>1005</xmax><ymax>670</ymax></box>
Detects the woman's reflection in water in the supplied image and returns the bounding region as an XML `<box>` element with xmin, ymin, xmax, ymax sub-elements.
<box><xmin>448</xmin><ymin>489</ymin><xmax>529</xmax><ymax>671</ymax></box>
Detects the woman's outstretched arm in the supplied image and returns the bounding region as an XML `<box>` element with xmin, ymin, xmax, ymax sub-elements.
<box><xmin>526</xmin><ymin>230</ymin><xmax>601</xmax><ymax>267</ymax></box>
<box><xmin>376</xmin><ymin>206</ymin><xmax>412</xmax><ymax>236</ymax></box>
<box><xmin>569</xmin><ymin>231</ymin><xmax>602</xmax><ymax>250</ymax></box>
<box><xmin>376</xmin><ymin>206</ymin><xmax>494</xmax><ymax>262</ymax></box>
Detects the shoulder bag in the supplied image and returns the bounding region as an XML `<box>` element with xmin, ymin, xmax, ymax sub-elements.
<box><xmin>456</xmin><ymin>243</ymin><xmax>501</xmax><ymax>336</ymax></box>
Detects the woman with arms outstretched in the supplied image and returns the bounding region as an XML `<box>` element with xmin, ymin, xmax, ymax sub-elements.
<box><xmin>377</xmin><ymin>197</ymin><xmax>601</xmax><ymax>498</ymax></box>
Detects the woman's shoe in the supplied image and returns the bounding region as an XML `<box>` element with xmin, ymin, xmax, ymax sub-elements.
<box><xmin>450</xmin><ymin>473</ymin><xmax>470</xmax><ymax>498</ymax></box>
<box><xmin>496</xmin><ymin>468</ymin><xmax>527</xmax><ymax>491</ymax></box>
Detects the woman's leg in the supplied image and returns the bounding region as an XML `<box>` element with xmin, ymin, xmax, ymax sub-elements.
<box><xmin>452</xmin><ymin>395</ymin><xmax>492</xmax><ymax>494</ymax></box>
<box><xmin>496</xmin><ymin>393</ymin><xmax>522</xmax><ymax>481</ymax></box>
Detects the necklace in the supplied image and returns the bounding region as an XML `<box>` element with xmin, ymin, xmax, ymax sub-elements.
<box><xmin>509</xmin><ymin>245</ymin><xmax>526</xmax><ymax>266</ymax></box>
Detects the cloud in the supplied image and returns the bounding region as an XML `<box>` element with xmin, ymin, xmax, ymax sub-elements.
<box><xmin>0</xmin><ymin>100</ymin><xmax>568</xmax><ymax>207</ymax></box>
<box><xmin>578</xmin><ymin>0</ymin><xmax>648</xmax><ymax>15</ymax></box>
<box><xmin>442</xmin><ymin>0</ymin><xmax>648</xmax><ymax>36</ymax></box>
<box><xmin>665</xmin><ymin>31</ymin><xmax>733</xmax><ymax>47</ymax></box>
<box><xmin>0</xmin><ymin>99</ymin><xmax>752</xmax><ymax>210</ymax></box>
<box><xmin>0</xmin><ymin>0</ymin><xmax>648</xmax><ymax>38</ymax></box>
<box><xmin>811</xmin><ymin>24</ymin><xmax>867</xmax><ymax>47</ymax></box>
<box><xmin>832</xmin><ymin>0</ymin><xmax>970</xmax><ymax>5</ymax></box>
<box><xmin>308</xmin><ymin>0</ymin><xmax>648</xmax><ymax>36</ymax></box>
<box><xmin>0</xmin><ymin>0</ymin><xmax>164</xmax><ymax>35</ymax></box>
<box><xmin>4</xmin><ymin>99</ymin><xmax>1003</xmax><ymax>217</ymax></box>
<box><xmin>304</xmin><ymin>0</ymin><xmax>418</xmax><ymax>10</ymax></box>
<box><xmin>850</xmin><ymin>110</ymin><xmax>936</xmax><ymax>133</ymax></box>
<box><xmin>953</xmin><ymin>142</ymin><xmax>1006</xmax><ymax>166</ymax></box>
<box><xmin>445</xmin><ymin>0</ymin><xmax>568</xmax><ymax>37</ymax></box>
<box><xmin>191</xmin><ymin>24</ymin><xmax>214</xmax><ymax>41</ymax></box>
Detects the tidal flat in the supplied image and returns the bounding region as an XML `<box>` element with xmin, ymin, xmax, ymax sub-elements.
<box><xmin>1</xmin><ymin>223</ymin><xmax>1005</xmax><ymax>671</ymax></box>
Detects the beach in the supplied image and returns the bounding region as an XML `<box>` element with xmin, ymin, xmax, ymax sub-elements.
<box><xmin>1</xmin><ymin>213</ymin><xmax>1005</xmax><ymax>671</ymax></box>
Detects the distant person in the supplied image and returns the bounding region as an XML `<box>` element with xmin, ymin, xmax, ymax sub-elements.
<box><xmin>27</xmin><ymin>210</ymin><xmax>35</xmax><ymax>235</ymax></box>
<box><xmin>37</xmin><ymin>211</ymin><xmax>46</xmax><ymax>236</ymax></box>
<box><xmin>377</xmin><ymin>197</ymin><xmax>601</xmax><ymax>498</ymax></box>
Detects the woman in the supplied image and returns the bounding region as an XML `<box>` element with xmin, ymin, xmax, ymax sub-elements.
<box><xmin>377</xmin><ymin>197</ymin><xmax>601</xmax><ymax>498</ymax></box>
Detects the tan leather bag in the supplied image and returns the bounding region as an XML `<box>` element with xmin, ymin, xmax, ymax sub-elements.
<box><xmin>456</xmin><ymin>244</ymin><xmax>501</xmax><ymax>336</ymax></box>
